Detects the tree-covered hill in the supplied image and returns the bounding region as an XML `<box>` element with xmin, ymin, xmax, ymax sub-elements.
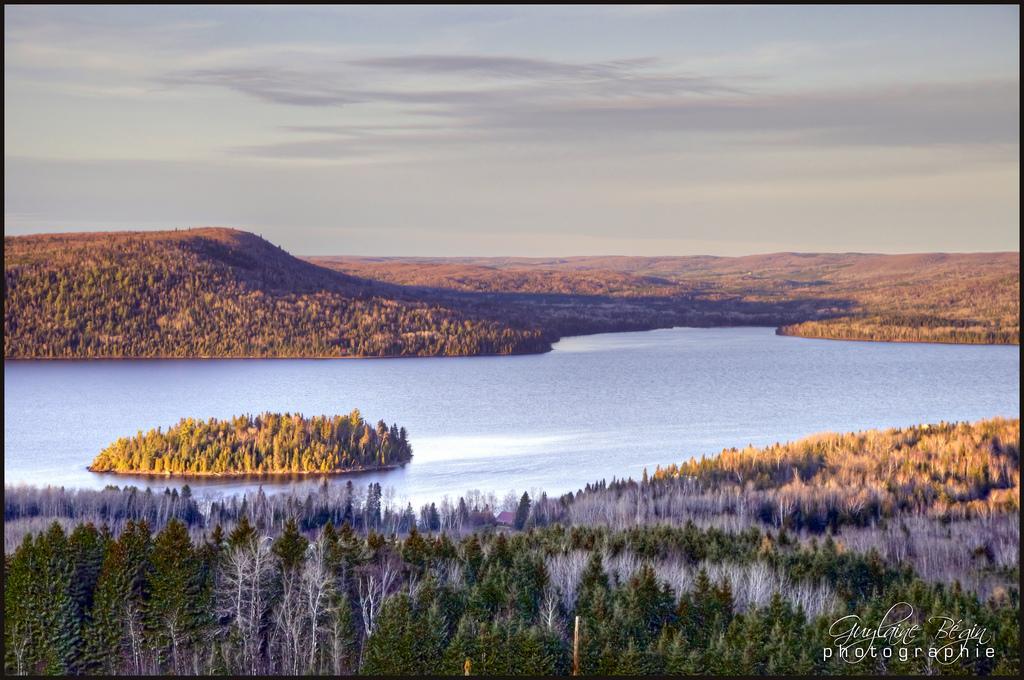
<box><xmin>89</xmin><ymin>411</ymin><xmax>412</xmax><ymax>476</ymax></box>
<box><xmin>582</xmin><ymin>418</ymin><xmax>1021</xmax><ymax>532</ymax></box>
<box><xmin>3</xmin><ymin>228</ymin><xmax>548</xmax><ymax>358</ymax></box>
<box><xmin>315</xmin><ymin>251</ymin><xmax>1020</xmax><ymax>345</ymax></box>
<box><xmin>5</xmin><ymin>228</ymin><xmax>1017</xmax><ymax>358</ymax></box>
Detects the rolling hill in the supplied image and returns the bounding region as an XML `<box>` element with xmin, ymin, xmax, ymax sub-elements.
<box><xmin>4</xmin><ymin>228</ymin><xmax>1017</xmax><ymax>359</ymax></box>
<box><xmin>312</xmin><ymin>251</ymin><xmax>1020</xmax><ymax>345</ymax></box>
<box><xmin>3</xmin><ymin>228</ymin><xmax>548</xmax><ymax>358</ymax></box>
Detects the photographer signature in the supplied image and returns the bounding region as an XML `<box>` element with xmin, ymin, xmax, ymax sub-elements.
<box><xmin>824</xmin><ymin>602</ymin><xmax>993</xmax><ymax>665</ymax></box>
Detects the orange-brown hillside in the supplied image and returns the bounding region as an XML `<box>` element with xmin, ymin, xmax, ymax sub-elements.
<box><xmin>4</xmin><ymin>228</ymin><xmax>1017</xmax><ymax>358</ymax></box>
<box><xmin>3</xmin><ymin>228</ymin><xmax>548</xmax><ymax>358</ymax></box>
<box><xmin>312</xmin><ymin>251</ymin><xmax>1020</xmax><ymax>345</ymax></box>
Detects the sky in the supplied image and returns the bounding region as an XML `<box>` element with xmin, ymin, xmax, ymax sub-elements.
<box><xmin>3</xmin><ymin>5</ymin><xmax>1020</xmax><ymax>256</ymax></box>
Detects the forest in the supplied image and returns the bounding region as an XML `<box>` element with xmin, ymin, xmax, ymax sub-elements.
<box><xmin>88</xmin><ymin>412</ymin><xmax>412</xmax><ymax>476</ymax></box>
<box><xmin>315</xmin><ymin>251</ymin><xmax>1020</xmax><ymax>346</ymax></box>
<box><xmin>5</xmin><ymin>228</ymin><xmax>1018</xmax><ymax>360</ymax></box>
<box><xmin>4</xmin><ymin>419</ymin><xmax>1019</xmax><ymax>675</ymax></box>
<box><xmin>776</xmin><ymin>315</ymin><xmax>1019</xmax><ymax>345</ymax></box>
<box><xmin>4</xmin><ymin>516</ymin><xmax>1019</xmax><ymax>675</ymax></box>
<box><xmin>3</xmin><ymin>229</ymin><xmax>548</xmax><ymax>358</ymax></box>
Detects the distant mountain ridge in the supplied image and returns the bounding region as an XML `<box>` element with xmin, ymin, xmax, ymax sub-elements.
<box><xmin>4</xmin><ymin>228</ymin><xmax>1018</xmax><ymax>358</ymax></box>
<box><xmin>312</xmin><ymin>249</ymin><xmax>1020</xmax><ymax>345</ymax></box>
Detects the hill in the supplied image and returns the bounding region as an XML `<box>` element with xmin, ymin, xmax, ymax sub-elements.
<box><xmin>3</xmin><ymin>228</ymin><xmax>548</xmax><ymax>358</ymax></box>
<box><xmin>312</xmin><ymin>251</ymin><xmax>1020</xmax><ymax>344</ymax></box>
<box><xmin>4</xmin><ymin>229</ymin><xmax>1017</xmax><ymax>359</ymax></box>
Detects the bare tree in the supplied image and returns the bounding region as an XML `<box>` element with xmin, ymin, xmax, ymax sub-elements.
<box><xmin>356</xmin><ymin>556</ymin><xmax>399</xmax><ymax>639</ymax></box>
<box><xmin>125</xmin><ymin>600</ymin><xmax>145</xmax><ymax>675</ymax></box>
<box><xmin>216</xmin><ymin>536</ymin><xmax>274</xmax><ymax>675</ymax></box>
<box><xmin>545</xmin><ymin>550</ymin><xmax>588</xmax><ymax>613</ymax></box>
<box><xmin>540</xmin><ymin>584</ymin><xmax>562</xmax><ymax>633</ymax></box>
<box><xmin>300</xmin><ymin>537</ymin><xmax>334</xmax><ymax>674</ymax></box>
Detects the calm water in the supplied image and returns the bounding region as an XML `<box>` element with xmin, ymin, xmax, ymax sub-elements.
<box><xmin>4</xmin><ymin>327</ymin><xmax>1019</xmax><ymax>507</ymax></box>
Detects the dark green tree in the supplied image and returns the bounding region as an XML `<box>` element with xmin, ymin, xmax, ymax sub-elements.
<box><xmin>146</xmin><ymin>519</ymin><xmax>207</xmax><ymax>672</ymax></box>
<box><xmin>514</xmin><ymin>492</ymin><xmax>532</xmax><ymax>530</ymax></box>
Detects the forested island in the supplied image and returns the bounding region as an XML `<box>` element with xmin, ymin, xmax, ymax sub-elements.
<box><xmin>88</xmin><ymin>412</ymin><xmax>412</xmax><ymax>476</ymax></box>
<box><xmin>4</xmin><ymin>228</ymin><xmax>1018</xmax><ymax>359</ymax></box>
<box><xmin>5</xmin><ymin>418</ymin><xmax>1018</xmax><ymax>675</ymax></box>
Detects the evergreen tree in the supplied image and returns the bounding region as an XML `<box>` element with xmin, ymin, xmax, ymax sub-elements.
<box><xmin>4</xmin><ymin>535</ymin><xmax>40</xmax><ymax>674</ymax></box>
<box><xmin>228</xmin><ymin>514</ymin><xmax>256</xmax><ymax>549</ymax></box>
<box><xmin>361</xmin><ymin>594</ymin><xmax>419</xmax><ymax>674</ymax></box>
<box><xmin>514</xmin><ymin>492</ymin><xmax>531</xmax><ymax>530</ymax></box>
<box><xmin>272</xmin><ymin>517</ymin><xmax>308</xmax><ymax>572</ymax></box>
<box><xmin>36</xmin><ymin>523</ymin><xmax>82</xmax><ymax>675</ymax></box>
<box><xmin>84</xmin><ymin>521</ymin><xmax>153</xmax><ymax>674</ymax></box>
<box><xmin>68</xmin><ymin>523</ymin><xmax>108</xmax><ymax>630</ymax></box>
<box><xmin>146</xmin><ymin>519</ymin><xmax>206</xmax><ymax>672</ymax></box>
<box><xmin>326</xmin><ymin>591</ymin><xmax>358</xmax><ymax>675</ymax></box>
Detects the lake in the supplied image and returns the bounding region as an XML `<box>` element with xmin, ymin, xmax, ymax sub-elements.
<box><xmin>3</xmin><ymin>327</ymin><xmax>1020</xmax><ymax>508</ymax></box>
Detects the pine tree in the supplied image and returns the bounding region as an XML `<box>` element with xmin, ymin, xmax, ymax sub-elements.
<box><xmin>576</xmin><ymin>551</ymin><xmax>610</xmax><ymax>617</ymax></box>
<box><xmin>619</xmin><ymin>563</ymin><xmax>676</xmax><ymax>647</ymax></box>
<box><xmin>401</xmin><ymin>527</ymin><xmax>430</xmax><ymax>573</ymax></box>
<box><xmin>461</xmin><ymin>535</ymin><xmax>484</xmax><ymax>585</ymax></box>
<box><xmin>441</xmin><ymin>615</ymin><xmax>479</xmax><ymax>675</ymax></box>
<box><xmin>365</xmin><ymin>483</ymin><xmax>382</xmax><ymax>531</ymax></box>
<box><xmin>272</xmin><ymin>517</ymin><xmax>309</xmax><ymax>674</ymax></box>
<box><xmin>84</xmin><ymin>523</ymin><xmax>152</xmax><ymax>674</ymax></box>
<box><xmin>68</xmin><ymin>523</ymin><xmax>108</xmax><ymax>630</ymax></box>
<box><xmin>228</xmin><ymin>514</ymin><xmax>256</xmax><ymax>549</ymax></box>
<box><xmin>614</xmin><ymin>639</ymin><xmax>655</xmax><ymax>675</ymax></box>
<box><xmin>514</xmin><ymin>492</ymin><xmax>531</xmax><ymax>530</ymax></box>
<box><xmin>427</xmin><ymin>502</ymin><xmax>441</xmax><ymax>532</ymax></box>
<box><xmin>146</xmin><ymin>519</ymin><xmax>206</xmax><ymax>673</ymax></box>
<box><xmin>663</xmin><ymin>630</ymin><xmax>689</xmax><ymax>675</ymax></box>
<box><xmin>327</xmin><ymin>592</ymin><xmax>358</xmax><ymax>675</ymax></box>
<box><xmin>36</xmin><ymin>523</ymin><xmax>82</xmax><ymax>675</ymax></box>
<box><xmin>272</xmin><ymin>517</ymin><xmax>308</xmax><ymax>572</ymax></box>
<box><xmin>84</xmin><ymin>543</ymin><xmax>127</xmax><ymax>673</ymax></box>
<box><xmin>4</xmin><ymin>535</ymin><xmax>40</xmax><ymax>674</ymax></box>
<box><xmin>361</xmin><ymin>593</ymin><xmax>417</xmax><ymax>674</ymax></box>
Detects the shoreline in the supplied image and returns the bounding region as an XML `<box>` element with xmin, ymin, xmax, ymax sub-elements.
<box><xmin>775</xmin><ymin>327</ymin><xmax>1019</xmax><ymax>347</ymax></box>
<box><xmin>86</xmin><ymin>463</ymin><xmax>406</xmax><ymax>478</ymax></box>
<box><xmin>5</xmin><ymin>324</ymin><xmax>1019</xmax><ymax>363</ymax></box>
<box><xmin>2</xmin><ymin>349</ymin><xmax>553</xmax><ymax>362</ymax></box>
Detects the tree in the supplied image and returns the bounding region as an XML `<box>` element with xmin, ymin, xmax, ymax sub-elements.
<box><xmin>35</xmin><ymin>523</ymin><xmax>82</xmax><ymax>675</ymax></box>
<box><xmin>514</xmin><ymin>492</ymin><xmax>532</xmax><ymax>530</ymax></box>
<box><xmin>272</xmin><ymin>518</ymin><xmax>308</xmax><ymax>572</ymax></box>
<box><xmin>216</xmin><ymin>532</ymin><xmax>274</xmax><ymax>675</ymax></box>
<box><xmin>68</xmin><ymin>523</ymin><xmax>108</xmax><ymax>635</ymax></box>
<box><xmin>361</xmin><ymin>594</ymin><xmax>420</xmax><ymax>674</ymax></box>
<box><xmin>4</xmin><ymin>535</ymin><xmax>39</xmax><ymax>675</ymax></box>
<box><xmin>84</xmin><ymin>520</ymin><xmax>152</xmax><ymax>674</ymax></box>
<box><xmin>146</xmin><ymin>519</ymin><xmax>206</xmax><ymax>673</ymax></box>
<box><xmin>326</xmin><ymin>588</ymin><xmax>358</xmax><ymax>675</ymax></box>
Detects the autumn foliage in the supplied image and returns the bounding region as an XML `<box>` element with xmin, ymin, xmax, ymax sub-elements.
<box><xmin>89</xmin><ymin>411</ymin><xmax>412</xmax><ymax>476</ymax></box>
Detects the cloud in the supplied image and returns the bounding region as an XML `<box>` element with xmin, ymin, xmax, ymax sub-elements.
<box><xmin>472</xmin><ymin>78</ymin><xmax>1020</xmax><ymax>145</ymax></box>
<box><xmin>159</xmin><ymin>54</ymin><xmax>745</xmax><ymax>112</ymax></box>
<box><xmin>219</xmin><ymin>64</ymin><xmax>1018</xmax><ymax>161</ymax></box>
<box><xmin>152</xmin><ymin>47</ymin><xmax>1018</xmax><ymax>162</ymax></box>
<box><xmin>158</xmin><ymin>67</ymin><xmax>358</xmax><ymax>107</ymax></box>
<box><xmin>348</xmin><ymin>54</ymin><xmax>656</xmax><ymax>80</ymax></box>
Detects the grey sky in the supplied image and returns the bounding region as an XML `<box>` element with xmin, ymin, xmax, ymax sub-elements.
<box><xmin>4</xmin><ymin>5</ymin><xmax>1019</xmax><ymax>256</ymax></box>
